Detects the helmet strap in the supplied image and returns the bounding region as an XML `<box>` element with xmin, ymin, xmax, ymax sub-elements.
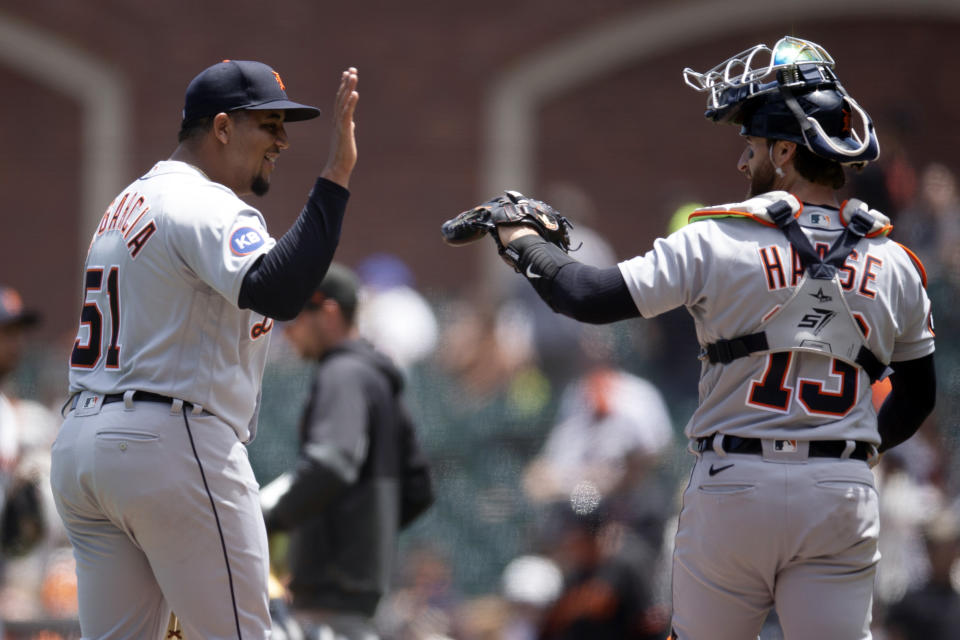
<box><xmin>776</xmin><ymin>78</ymin><xmax>818</xmax><ymax>150</ymax></box>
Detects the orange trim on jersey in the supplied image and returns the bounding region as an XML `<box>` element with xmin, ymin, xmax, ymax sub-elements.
<box><xmin>688</xmin><ymin>197</ymin><xmax>803</xmax><ymax>228</ymax></box>
<box><xmin>894</xmin><ymin>242</ymin><xmax>928</xmax><ymax>287</ymax></box>
<box><xmin>687</xmin><ymin>210</ymin><xmax>779</xmax><ymax>228</ymax></box>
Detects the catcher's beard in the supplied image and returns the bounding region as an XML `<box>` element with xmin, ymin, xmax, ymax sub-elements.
<box><xmin>748</xmin><ymin>159</ymin><xmax>778</xmax><ymax>197</ymax></box>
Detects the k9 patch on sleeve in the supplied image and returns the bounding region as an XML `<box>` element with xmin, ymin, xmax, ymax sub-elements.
<box><xmin>230</xmin><ymin>227</ymin><xmax>266</xmax><ymax>255</ymax></box>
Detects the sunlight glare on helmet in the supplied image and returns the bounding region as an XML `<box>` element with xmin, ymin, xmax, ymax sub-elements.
<box><xmin>773</xmin><ymin>38</ymin><xmax>827</xmax><ymax>66</ymax></box>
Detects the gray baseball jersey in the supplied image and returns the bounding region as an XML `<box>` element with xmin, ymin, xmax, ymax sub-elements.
<box><xmin>618</xmin><ymin>197</ymin><xmax>935</xmax><ymax>444</ymax></box>
<box><xmin>54</xmin><ymin>160</ymin><xmax>286</xmax><ymax>638</ymax></box>
<box><xmin>68</xmin><ymin>160</ymin><xmax>277</xmax><ymax>442</ymax></box>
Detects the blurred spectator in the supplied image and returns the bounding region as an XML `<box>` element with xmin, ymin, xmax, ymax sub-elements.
<box><xmin>260</xmin><ymin>264</ymin><xmax>434</xmax><ymax>640</ymax></box>
<box><xmin>500</xmin><ymin>555</ymin><xmax>563</xmax><ymax>640</ymax></box>
<box><xmin>356</xmin><ymin>253</ymin><xmax>439</xmax><ymax>372</ymax></box>
<box><xmin>873</xmin><ymin>456</ymin><xmax>945</xmax><ymax>608</ymax></box>
<box><xmin>375</xmin><ymin>545</ymin><xmax>461</xmax><ymax>640</ymax></box>
<box><xmin>884</xmin><ymin>505</ymin><xmax>960</xmax><ymax>640</ymax></box>
<box><xmin>523</xmin><ymin>364</ymin><xmax>674</xmax><ymax>553</ymax></box>
<box><xmin>403</xmin><ymin>292</ymin><xmax>555</xmax><ymax>596</ymax></box>
<box><xmin>871</xmin><ymin>368</ymin><xmax>946</xmax><ymax>607</ymax></box>
<box><xmin>0</xmin><ymin>286</ymin><xmax>72</xmax><ymax>626</ymax></box>
<box><xmin>453</xmin><ymin>595</ymin><xmax>510</xmax><ymax>640</ymax></box>
<box><xmin>435</xmin><ymin>296</ymin><xmax>535</xmax><ymax>401</ymax></box>
<box><xmin>846</xmin><ymin>122</ymin><xmax>918</xmax><ymax>226</ymax></box>
<box><xmin>535</xmin><ymin>499</ymin><xmax>668</xmax><ymax>640</ymax></box>
<box><xmin>895</xmin><ymin>162</ymin><xmax>960</xmax><ymax>279</ymax></box>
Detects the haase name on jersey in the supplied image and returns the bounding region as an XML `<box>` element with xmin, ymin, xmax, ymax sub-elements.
<box><xmin>758</xmin><ymin>243</ymin><xmax>883</xmax><ymax>299</ymax></box>
<box><xmin>93</xmin><ymin>190</ymin><xmax>158</xmax><ymax>259</ymax></box>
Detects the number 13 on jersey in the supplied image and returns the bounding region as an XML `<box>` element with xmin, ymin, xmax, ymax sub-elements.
<box><xmin>71</xmin><ymin>266</ymin><xmax>121</xmax><ymax>369</ymax></box>
<box><xmin>747</xmin><ymin>352</ymin><xmax>859</xmax><ymax>417</ymax></box>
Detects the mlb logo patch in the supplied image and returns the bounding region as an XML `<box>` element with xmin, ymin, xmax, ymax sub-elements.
<box><xmin>230</xmin><ymin>227</ymin><xmax>265</xmax><ymax>255</ymax></box>
<box><xmin>808</xmin><ymin>213</ymin><xmax>831</xmax><ymax>228</ymax></box>
<box><xmin>775</xmin><ymin>439</ymin><xmax>798</xmax><ymax>452</ymax></box>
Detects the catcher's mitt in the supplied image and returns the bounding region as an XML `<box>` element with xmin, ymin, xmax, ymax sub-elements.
<box><xmin>441</xmin><ymin>190</ymin><xmax>573</xmax><ymax>269</ymax></box>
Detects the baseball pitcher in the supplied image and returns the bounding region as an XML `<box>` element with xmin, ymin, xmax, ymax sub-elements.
<box><xmin>52</xmin><ymin>60</ymin><xmax>358</xmax><ymax>639</ymax></box>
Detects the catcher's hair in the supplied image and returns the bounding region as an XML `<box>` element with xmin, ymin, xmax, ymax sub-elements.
<box><xmin>794</xmin><ymin>144</ymin><xmax>846</xmax><ymax>190</ymax></box>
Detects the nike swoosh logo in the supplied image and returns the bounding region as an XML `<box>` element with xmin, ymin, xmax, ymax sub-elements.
<box><xmin>525</xmin><ymin>264</ymin><xmax>541</xmax><ymax>279</ymax></box>
<box><xmin>708</xmin><ymin>463</ymin><xmax>734</xmax><ymax>476</ymax></box>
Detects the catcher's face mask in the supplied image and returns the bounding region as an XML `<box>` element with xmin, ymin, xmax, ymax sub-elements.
<box><xmin>683</xmin><ymin>36</ymin><xmax>879</xmax><ymax>167</ymax></box>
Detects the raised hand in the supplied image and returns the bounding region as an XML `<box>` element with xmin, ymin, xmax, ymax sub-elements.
<box><xmin>321</xmin><ymin>67</ymin><xmax>359</xmax><ymax>188</ymax></box>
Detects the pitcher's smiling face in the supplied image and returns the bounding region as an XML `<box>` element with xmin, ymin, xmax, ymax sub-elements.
<box><xmin>225</xmin><ymin>109</ymin><xmax>289</xmax><ymax>196</ymax></box>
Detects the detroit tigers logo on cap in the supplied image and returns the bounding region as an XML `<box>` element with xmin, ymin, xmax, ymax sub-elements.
<box><xmin>230</xmin><ymin>227</ymin><xmax>265</xmax><ymax>255</ymax></box>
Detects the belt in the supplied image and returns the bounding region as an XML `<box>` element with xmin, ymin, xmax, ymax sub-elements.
<box><xmin>696</xmin><ymin>434</ymin><xmax>871</xmax><ymax>461</ymax></box>
<box><xmin>69</xmin><ymin>391</ymin><xmax>195</xmax><ymax>412</ymax></box>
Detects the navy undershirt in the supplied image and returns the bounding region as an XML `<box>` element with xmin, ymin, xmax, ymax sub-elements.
<box><xmin>238</xmin><ymin>177</ymin><xmax>348</xmax><ymax>320</ymax></box>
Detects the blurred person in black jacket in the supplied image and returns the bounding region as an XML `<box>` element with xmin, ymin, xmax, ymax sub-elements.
<box><xmin>261</xmin><ymin>263</ymin><xmax>434</xmax><ymax>640</ymax></box>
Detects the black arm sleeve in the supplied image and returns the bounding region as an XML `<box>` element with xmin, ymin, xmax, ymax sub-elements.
<box><xmin>510</xmin><ymin>235</ymin><xmax>640</xmax><ymax>324</ymax></box>
<box><xmin>237</xmin><ymin>177</ymin><xmax>348</xmax><ymax>320</ymax></box>
<box><xmin>877</xmin><ymin>353</ymin><xmax>936</xmax><ymax>453</ymax></box>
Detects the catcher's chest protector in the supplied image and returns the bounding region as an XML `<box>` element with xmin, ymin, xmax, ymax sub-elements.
<box><xmin>694</xmin><ymin>192</ymin><xmax>892</xmax><ymax>381</ymax></box>
<box><xmin>758</xmin><ymin>271</ymin><xmax>872</xmax><ymax>368</ymax></box>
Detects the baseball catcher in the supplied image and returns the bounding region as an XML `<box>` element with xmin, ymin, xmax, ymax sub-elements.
<box><xmin>442</xmin><ymin>36</ymin><xmax>936</xmax><ymax>640</ymax></box>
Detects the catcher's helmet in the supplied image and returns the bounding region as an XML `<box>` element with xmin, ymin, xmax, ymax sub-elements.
<box><xmin>683</xmin><ymin>37</ymin><xmax>879</xmax><ymax>166</ymax></box>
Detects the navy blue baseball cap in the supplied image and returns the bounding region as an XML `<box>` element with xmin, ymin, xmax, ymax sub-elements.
<box><xmin>182</xmin><ymin>60</ymin><xmax>321</xmax><ymax>123</ymax></box>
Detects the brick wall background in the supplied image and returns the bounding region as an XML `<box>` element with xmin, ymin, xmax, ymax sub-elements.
<box><xmin>1</xmin><ymin>1</ymin><xmax>957</xmax><ymax>344</ymax></box>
